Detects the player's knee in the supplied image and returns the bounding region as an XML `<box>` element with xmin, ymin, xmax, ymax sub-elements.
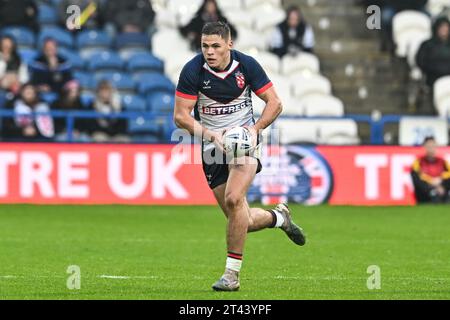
<box><xmin>247</xmin><ymin>217</ymin><xmax>255</xmax><ymax>231</ymax></box>
<box><xmin>224</xmin><ymin>192</ymin><xmax>244</xmax><ymax>211</ymax></box>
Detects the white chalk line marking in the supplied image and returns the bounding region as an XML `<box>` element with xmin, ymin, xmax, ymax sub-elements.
<box><xmin>98</xmin><ymin>275</ymin><xmax>159</xmax><ymax>280</ymax></box>
<box><xmin>1</xmin><ymin>275</ymin><xmax>449</xmax><ymax>282</ymax></box>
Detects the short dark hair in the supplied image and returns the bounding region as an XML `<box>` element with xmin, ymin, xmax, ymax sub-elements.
<box><xmin>423</xmin><ymin>136</ymin><xmax>436</xmax><ymax>145</ymax></box>
<box><xmin>201</xmin><ymin>21</ymin><xmax>231</xmax><ymax>40</ymax></box>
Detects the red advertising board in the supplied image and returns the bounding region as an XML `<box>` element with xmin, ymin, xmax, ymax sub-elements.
<box><xmin>0</xmin><ymin>143</ymin><xmax>215</xmax><ymax>205</ymax></box>
<box><xmin>0</xmin><ymin>143</ymin><xmax>449</xmax><ymax>205</ymax></box>
<box><xmin>317</xmin><ymin>146</ymin><xmax>450</xmax><ymax>206</ymax></box>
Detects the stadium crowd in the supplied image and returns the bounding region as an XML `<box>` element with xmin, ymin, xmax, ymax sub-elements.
<box><xmin>0</xmin><ymin>0</ymin><xmax>318</xmax><ymax>143</ymax></box>
<box><xmin>0</xmin><ymin>0</ymin><xmax>161</xmax><ymax>142</ymax></box>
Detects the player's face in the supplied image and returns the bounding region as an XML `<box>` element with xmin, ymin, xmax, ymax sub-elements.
<box><xmin>201</xmin><ymin>34</ymin><xmax>232</xmax><ymax>70</ymax></box>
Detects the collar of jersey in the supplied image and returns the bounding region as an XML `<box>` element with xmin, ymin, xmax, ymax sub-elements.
<box><xmin>203</xmin><ymin>60</ymin><xmax>240</xmax><ymax>80</ymax></box>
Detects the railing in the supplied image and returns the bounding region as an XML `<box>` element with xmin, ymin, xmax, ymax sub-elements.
<box><xmin>0</xmin><ymin>110</ymin><xmax>174</xmax><ymax>142</ymax></box>
<box><xmin>0</xmin><ymin>110</ymin><xmax>449</xmax><ymax>144</ymax></box>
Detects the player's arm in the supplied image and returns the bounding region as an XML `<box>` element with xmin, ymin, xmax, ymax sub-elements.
<box><xmin>253</xmin><ymin>86</ymin><xmax>283</xmax><ymax>132</ymax></box>
<box><xmin>245</xmin><ymin>55</ymin><xmax>282</xmax><ymax>140</ymax></box>
<box><xmin>173</xmin><ymin>96</ymin><xmax>223</xmax><ymax>147</ymax></box>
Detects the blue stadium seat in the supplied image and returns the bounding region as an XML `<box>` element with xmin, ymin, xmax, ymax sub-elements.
<box><xmin>38</xmin><ymin>4</ymin><xmax>59</xmax><ymax>26</ymax></box>
<box><xmin>127</xmin><ymin>116</ymin><xmax>162</xmax><ymax>134</ymax></box>
<box><xmin>94</xmin><ymin>71</ymin><xmax>135</xmax><ymax>93</ymax></box>
<box><xmin>79</xmin><ymin>48</ymin><xmax>106</xmax><ymax>60</ymax></box>
<box><xmin>127</xmin><ymin>53</ymin><xmax>164</xmax><ymax>74</ymax></box>
<box><xmin>132</xmin><ymin>71</ymin><xmax>164</xmax><ymax>84</ymax></box>
<box><xmin>115</xmin><ymin>32</ymin><xmax>150</xmax><ymax>50</ymax></box>
<box><xmin>76</xmin><ymin>30</ymin><xmax>112</xmax><ymax>50</ymax></box>
<box><xmin>0</xmin><ymin>89</ymin><xmax>6</xmax><ymax>108</ymax></box>
<box><xmin>18</xmin><ymin>48</ymin><xmax>38</xmax><ymax>65</ymax></box>
<box><xmin>1</xmin><ymin>27</ymin><xmax>35</xmax><ymax>48</ymax></box>
<box><xmin>73</xmin><ymin>71</ymin><xmax>95</xmax><ymax>91</ymax></box>
<box><xmin>122</xmin><ymin>94</ymin><xmax>147</xmax><ymax>111</ymax></box>
<box><xmin>147</xmin><ymin>91</ymin><xmax>175</xmax><ymax>113</ymax></box>
<box><xmin>118</xmin><ymin>48</ymin><xmax>149</xmax><ymax>60</ymax></box>
<box><xmin>40</xmin><ymin>91</ymin><xmax>59</xmax><ymax>104</ymax></box>
<box><xmin>80</xmin><ymin>92</ymin><xmax>95</xmax><ymax>108</ymax></box>
<box><xmin>136</xmin><ymin>73</ymin><xmax>175</xmax><ymax>95</ymax></box>
<box><xmin>131</xmin><ymin>134</ymin><xmax>162</xmax><ymax>143</ymax></box>
<box><xmin>58</xmin><ymin>47</ymin><xmax>85</xmax><ymax>70</ymax></box>
<box><xmin>38</xmin><ymin>26</ymin><xmax>74</xmax><ymax>49</ymax></box>
<box><xmin>87</xmin><ymin>51</ymin><xmax>124</xmax><ymax>71</ymax></box>
<box><xmin>153</xmin><ymin>115</ymin><xmax>177</xmax><ymax>142</ymax></box>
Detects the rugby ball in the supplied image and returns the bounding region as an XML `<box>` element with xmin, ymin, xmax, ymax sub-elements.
<box><xmin>223</xmin><ymin>126</ymin><xmax>254</xmax><ymax>158</ymax></box>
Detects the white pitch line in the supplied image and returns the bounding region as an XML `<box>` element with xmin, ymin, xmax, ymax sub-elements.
<box><xmin>99</xmin><ymin>275</ymin><xmax>130</xmax><ymax>279</ymax></box>
<box><xmin>1</xmin><ymin>275</ymin><xmax>449</xmax><ymax>282</ymax></box>
<box><xmin>98</xmin><ymin>275</ymin><xmax>158</xmax><ymax>279</ymax></box>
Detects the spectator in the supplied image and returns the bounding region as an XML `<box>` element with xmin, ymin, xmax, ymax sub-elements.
<box><xmin>103</xmin><ymin>0</ymin><xmax>155</xmax><ymax>35</ymax></box>
<box><xmin>269</xmin><ymin>5</ymin><xmax>315</xmax><ymax>58</ymax></box>
<box><xmin>2</xmin><ymin>83</ymin><xmax>54</xmax><ymax>141</ymax></box>
<box><xmin>0</xmin><ymin>0</ymin><xmax>38</xmax><ymax>32</ymax></box>
<box><xmin>416</xmin><ymin>17</ymin><xmax>450</xmax><ymax>87</ymax></box>
<box><xmin>30</xmin><ymin>38</ymin><xmax>73</xmax><ymax>93</ymax></box>
<box><xmin>411</xmin><ymin>136</ymin><xmax>450</xmax><ymax>203</ymax></box>
<box><xmin>51</xmin><ymin>79</ymin><xmax>91</xmax><ymax>142</ymax></box>
<box><xmin>179</xmin><ymin>0</ymin><xmax>237</xmax><ymax>52</ymax></box>
<box><xmin>58</xmin><ymin>0</ymin><xmax>104</xmax><ymax>31</ymax></box>
<box><xmin>378</xmin><ymin>0</ymin><xmax>428</xmax><ymax>52</ymax></box>
<box><xmin>89</xmin><ymin>80</ymin><xmax>129</xmax><ymax>143</ymax></box>
<box><xmin>0</xmin><ymin>35</ymin><xmax>29</xmax><ymax>94</ymax></box>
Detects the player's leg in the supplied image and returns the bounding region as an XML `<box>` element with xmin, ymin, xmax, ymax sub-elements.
<box><xmin>222</xmin><ymin>158</ymin><xmax>257</xmax><ymax>254</ymax></box>
<box><xmin>211</xmin><ymin>157</ymin><xmax>257</xmax><ymax>291</ymax></box>
<box><xmin>212</xmin><ymin>165</ymin><xmax>307</xmax><ymax>240</ymax></box>
<box><xmin>212</xmin><ymin>183</ymin><xmax>274</xmax><ymax>232</ymax></box>
<box><xmin>244</xmin><ymin>199</ymin><xmax>273</xmax><ymax>232</ymax></box>
<box><xmin>211</xmin><ymin>157</ymin><xmax>306</xmax><ymax>291</ymax></box>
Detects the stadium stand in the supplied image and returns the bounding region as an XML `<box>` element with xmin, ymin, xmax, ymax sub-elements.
<box><xmin>0</xmin><ymin>0</ymin><xmax>449</xmax><ymax>146</ymax></box>
<box><xmin>434</xmin><ymin>76</ymin><xmax>450</xmax><ymax>117</ymax></box>
<box><xmin>1</xmin><ymin>27</ymin><xmax>36</xmax><ymax>49</ymax></box>
<box><xmin>427</xmin><ymin>0</ymin><xmax>450</xmax><ymax>16</ymax></box>
<box><xmin>392</xmin><ymin>11</ymin><xmax>432</xmax><ymax>58</ymax></box>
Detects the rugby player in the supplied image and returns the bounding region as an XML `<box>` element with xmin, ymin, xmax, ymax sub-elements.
<box><xmin>173</xmin><ymin>22</ymin><xmax>306</xmax><ymax>291</ymax></box>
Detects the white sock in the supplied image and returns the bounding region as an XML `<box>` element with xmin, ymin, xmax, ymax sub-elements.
<box><xmin>226</xmin><ymin>257</ymin><xmax>242</xmax><ymax>273</ymax></box>
<box><xmin>273</xmin><ymin>210</ymin><xmax>285</xmax><ymax>228</ymax></box>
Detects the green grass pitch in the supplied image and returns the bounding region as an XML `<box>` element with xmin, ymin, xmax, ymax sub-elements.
<box><xmin>0</xmin><ymin>204</ymin><xmax>449</xmax><ymax>300</ymax></box>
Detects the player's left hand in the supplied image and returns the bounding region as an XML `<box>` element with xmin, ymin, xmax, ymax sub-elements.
<box><xmin>245</xmin><ymin>126</ymin><xmax>258</xmax><ymax>148</ymax></box>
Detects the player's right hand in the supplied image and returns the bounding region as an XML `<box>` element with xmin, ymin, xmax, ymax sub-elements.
<box><xmin>210</xmin><ymin>129</ymin><xmax>226</xmax><ymax>154</ymax></box>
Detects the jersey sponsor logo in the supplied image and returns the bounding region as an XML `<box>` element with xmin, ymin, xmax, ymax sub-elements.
<box><xmin>235</xmin><ymin>71</ymin><xmax>245</xmax><ymax>89</ymax></box>
<box><xmin>202</xmin><ymin>101</ymin><xmax>248</xmax><ymax>115</ymax></box>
